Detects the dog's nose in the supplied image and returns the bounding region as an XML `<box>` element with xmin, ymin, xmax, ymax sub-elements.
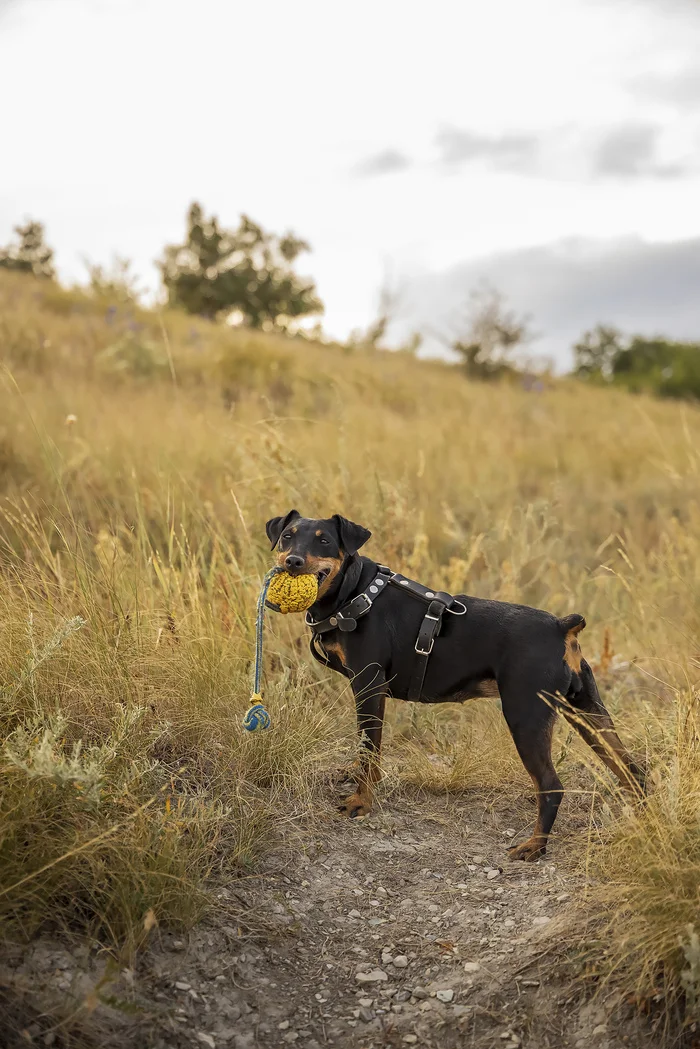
<box><xmin>285</xmin><ymin>554</ymin><xmax>305</xmax><ymax>573</ymax></box>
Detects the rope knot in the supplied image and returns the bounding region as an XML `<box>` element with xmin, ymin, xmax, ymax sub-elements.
<box><xmin>242</xmin><ymin>701</ymin><xmax>271</xmax><ymax>732</ymax></box>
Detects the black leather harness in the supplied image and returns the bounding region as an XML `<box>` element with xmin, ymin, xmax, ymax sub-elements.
<box><xmin>306</xmin><ymin>565</ymin><xmax>466</xmax><ymax>701</ymax></box>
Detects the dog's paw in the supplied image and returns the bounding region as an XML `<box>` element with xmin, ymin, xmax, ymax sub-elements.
<box><xmin>330</xmin><ymin>761</ymin><xmax>362</xmax><ymax>787</ymax></box>
<box><xmin>508</xmin><ymin>837</ymin><xmax>546</xmax><ymax>862</ymax></box>
<box><xmin>337</xmin><ymin>792</ymin><xmax>372</xmax><ymax>819</ymax></box>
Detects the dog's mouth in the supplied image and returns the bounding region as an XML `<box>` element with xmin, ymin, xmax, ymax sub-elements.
<box><xmin>315</xmin><ymin>567</ymin><xmax>331</xmax><ymax>585</ymax></box>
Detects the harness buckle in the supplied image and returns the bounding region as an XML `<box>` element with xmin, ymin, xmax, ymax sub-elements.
<box><xmin>415</xmin><ymin>637</ymin><xmax>435</xmax><ymax>656</ymax></box>
<box><xmin>353</xmin><ymin>592</ymin><xmax>373</xmax><ymax>616</ymax></box>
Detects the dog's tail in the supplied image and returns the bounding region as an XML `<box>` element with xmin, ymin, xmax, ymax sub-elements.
<box><xmin>558</xmin><ymin>612</ymin><xmax>586</xmax><ymax>636</ymax></box>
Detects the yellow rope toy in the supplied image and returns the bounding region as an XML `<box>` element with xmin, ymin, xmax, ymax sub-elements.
<box><xmin>242</xmin><ymin>568</ymin><xmax>319</xmax><ymax>731</ymax></box>
<box><xmin>266</xmin><ymin>571</ymin><xmax>318</xmax><ymax>614</ymax></box>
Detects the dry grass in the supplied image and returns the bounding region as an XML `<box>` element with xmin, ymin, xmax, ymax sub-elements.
<box><xmin>1</xmin><ymin>271</ymin><xmax>700</xmax><ymax>1030</ymax></box>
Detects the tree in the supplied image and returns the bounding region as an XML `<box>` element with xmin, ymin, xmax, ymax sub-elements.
<box><xmin>613</xmin><ymin>336</ymin><xmax>700</xmax><ymax>400</ymax></box>
<box><xmin>0</xmin><ymin>220</ymin><xmax>55</xmax><ymax>279</ymax></box>
<box><xmin>571</xmin><ymin>325</ymin><xmax>700</xmax><ymax>401</ymax></box>
<box><xmin>159</xmin><ymin>203</ymin><xmax>323</xmax><ymax>330</ymax></box>
<box><xmin>572</xmin><ymin>324</ymin><xmax>626</xmax><ymax>379</ymax></box>
<box><xmin>440</xmin><ymin>283</ymin><xmax>531</xmax><ymax>380</ymax></box>
<box><xmin>84</xmin><ymin>255</ymin><xmax>142</xmax><ymax>305</ymax></box>
<box><xmin>346</xmin><ymin>278</ymin><xmax>422</xmax><ymax>354</ymax></box>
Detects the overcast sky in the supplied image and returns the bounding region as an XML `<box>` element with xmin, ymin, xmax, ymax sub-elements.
<box><xmin>1</xmin><ymin>0</ymin><xmax>699</xmax><ymax>367</ymax></box>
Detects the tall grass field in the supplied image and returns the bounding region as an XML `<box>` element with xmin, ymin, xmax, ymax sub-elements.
<box><xmin>1</xmin><ymin>271</ymin><xmax>699</xmax><ymax>1033</ymax></box>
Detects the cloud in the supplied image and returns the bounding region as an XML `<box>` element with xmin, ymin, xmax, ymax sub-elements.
<box><xmin>435</xmin><ymin>127</ymin><xmax>539</xmax><ymax>170</ymax></box>
<box><xmin>432</xmin><ymin>122</ymin><xmax>693</xmax><ymax>181</ymax></box>
<box><xmin>354</xmin><ymin>148</ymin><xmax>412</xmax><ymax>177</ymax></box>
<box><xmin>592</xmin><ymin>123</ymin><xmax>686</xmax><ymax>178</ymax></box>
<box><xmin>631</xmin><ymin>66</ymin><xmax>700</xmax><ymax>112</ymax></box>
<box><xmin>401</xmin><ymin>237</ymin><xmax>700</xmax><ymax>370</ymax></box>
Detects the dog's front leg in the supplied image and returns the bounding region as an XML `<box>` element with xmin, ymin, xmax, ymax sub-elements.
<box><xmin>338</xmin><ymin>666</ymin><xmax>386</xmax><ymax>819</ymax></box>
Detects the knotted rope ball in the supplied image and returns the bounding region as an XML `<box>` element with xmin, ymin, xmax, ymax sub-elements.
<box><xmin>266</xmin><ymin>571</ymin><xmax>318</xmax><ymax>614</ymax></box>
<box><xmin>242</xmin><ymin>702</ymin><xmax>271</xmax><ymax>731</ymax></box>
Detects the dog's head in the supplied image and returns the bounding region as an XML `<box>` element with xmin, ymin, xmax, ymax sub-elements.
<box><xmin>264</xmin><ymin>510</ymin><xmax>371</xmax><ymax>599</ymax></box>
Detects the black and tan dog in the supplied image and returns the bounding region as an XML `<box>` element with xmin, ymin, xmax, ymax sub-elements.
<box><xmin>265</xmin><ymin>510</ymin><xmax>644</xmax><ymax>861</ymax></box>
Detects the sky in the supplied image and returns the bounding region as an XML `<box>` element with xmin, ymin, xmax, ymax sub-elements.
<box><xmin>1</xmin><ymin>0</ymin><xmax>699</xmax><ymax>367</ymax></box>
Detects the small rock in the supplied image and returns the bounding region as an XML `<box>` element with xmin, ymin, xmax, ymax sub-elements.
<box><xmin>356</xmin><ymin>968</ymin><xmax>388</xmax><ymax>983</ymax></box>
<box><xmin>487</xmin><ymin>869</ymin><xmax>501</xmax><ymax>880</ymax></box>
<box><xmin>278</xmin><ymin>1021</ymin><xmax>290</xmax><ymax>1030</ymax></box>
<box><xmin>358</xmin><ymin>1008</ymin><xmax>374</xmax><ymax>1023</ymax></box>
<box><xmin>592</xmin><ymin>1024</ymin><xmax>608</xmax><ymax>1035</ymax></box>
<box><xmin>395</xmin><ymin>989</ymin><xmax>411</xmax><ymax>1002</ymax></box>
<box><xmin>393</xmin><ymin>955</ymin><xmax>408</xmax><ymax>968</ymax></box>
<box><xmin>412</xmin><ymin>986</ymin><xmax>429</xmax><ymax>999</ymax></box>
<box><xmin>463</xmin><ymin>962</ymin><xmax>480</xmax><ymax>973</ymax></box>
<box><xmin>533</xmin><ymin>916</ymin><xmax>551</xmax><ymax>926</ymax></box>
<box><xmin>359</xmin><ymin>998</ymin><xmax>373</xmax><ymax>1007</ymax></box>
<box><xmin>196</xmin><ymin>1035</ymin><xmax>216</xmax><ymax>1049</ymax></box>
<box><xmin>172</xmin><ymin>939</ymin><xmax>185</xmax><ymax>950</ymax></box>
<box><xmin>175</xmin><ymin>981</ymin><xmax>191</xmax><ymax>991</ymax></box>
<box><xmin>472</xmin><ymin>854</ymin><xmax>485</xmax><ymax>864</ymax></box>
<box><xmin>505</xmin><ymin>828</ymin><xmax>516</xmax><ymax>837</ymax></box>
<box><xmin>436</xmin><ymin>989</ymin><xmax>454</xmax><ymax>1003</ymax></box>
<box><xmin>402</xmin><ymin>1037</ymin><xmax>418</xmax><ymax>1045</ymax></box>
<box><xmin>348</xmin><ymin>909</ymin><xmax>362</xmax><ymax>919</ymax></box>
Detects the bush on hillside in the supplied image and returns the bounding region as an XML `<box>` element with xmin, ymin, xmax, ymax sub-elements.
<box><xmin>159</xmin><ymin>202</ymin><xmax>323</xmax><ymax>330</ymax></box>
<box><xmin>0</xmin><ymin>221</ymin><xmax>55</xmax><ymax>281</ymax></box>
<box><xmin>573</xmin><ymin>324</ymin><xmax>700</xmax><ymax>400</ymax></box>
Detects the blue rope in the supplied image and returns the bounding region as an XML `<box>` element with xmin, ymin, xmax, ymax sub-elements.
<box><xmin>242</xmin><ymin>566</ymin><xmax>282</xmax><ymax>732</ymax></box>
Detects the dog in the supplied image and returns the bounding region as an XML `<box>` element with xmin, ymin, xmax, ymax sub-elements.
<box><xmin>265</xmin><ymin>510</ymin><xmax>645</xmax><ymax>860</ymax></box>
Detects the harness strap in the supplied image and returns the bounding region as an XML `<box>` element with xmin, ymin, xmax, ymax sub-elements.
<box><xmin>307</xmin><ymin>564</ymin><xmax>467</xmax><ymax>702</ymax></box>
<box><xmin>387</xmin><ymin>572</ymin><xmax>467</xmax><ymax>614</ymax></box>
<box><xmin>306</xmin><ymin>565</ymin><xmax>393</xmax><ymax>634</ymax></box>
<box><xmin>309</xmin><ymin>632</ymin><xmax>333</xmax><ymax>668</ymax></box>
<box><xmin>407</xmin><ymin>594</ymin><xmax>452</xmax><ymax>701</ymax></box>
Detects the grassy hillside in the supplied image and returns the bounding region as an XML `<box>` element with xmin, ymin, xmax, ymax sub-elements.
<box><xmin>1</xmin><ymin>271</ymin><xmax>700</xmax><ymax>1029</ymax></box>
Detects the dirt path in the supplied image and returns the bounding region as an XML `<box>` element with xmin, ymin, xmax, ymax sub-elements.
<box><xmin>1</xmin><ymin>780</ymin><xmax>660</xmax><ymax>1049</ymax></box>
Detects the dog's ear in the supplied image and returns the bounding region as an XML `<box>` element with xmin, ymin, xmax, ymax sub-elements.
<box><xmin>332</xmin><ymin>515</ymin><xmax>372</xmax><ymax>556</ymax></box>
<box><xmin>265</xmin><ymin>509</ymin><xmax>301</xmax><ymax>550</ymax></box>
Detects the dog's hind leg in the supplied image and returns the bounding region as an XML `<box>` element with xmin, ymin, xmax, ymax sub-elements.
<box><xmin>337</xmin><ymin>665</ymin><xmax>387</xmax><ymax>819</ymax></box>
<box><xmin>500</xmin><ymin>686</ymin><xmax>564</xmax><ymax>861</ymax></box>
<box><xmin>562</xmin><ymin>658</ymin><xmax>645</xmax><ymax>794</ymax></box>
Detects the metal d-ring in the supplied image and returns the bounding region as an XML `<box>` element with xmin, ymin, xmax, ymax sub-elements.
<box><xmin>447</xmin><ymin>600</ymin><xmax>467</xmax><ymax>615</ymax></box>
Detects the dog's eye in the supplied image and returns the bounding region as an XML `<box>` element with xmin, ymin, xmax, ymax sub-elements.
<box><xmin>320</xmin><ymin>537</ymin><xmax>329</xmax><ymax>545</ymax></box>
<box><xmin>282</xmin><ymin>533</ymin><xmax>292</xmax><ymax>541</ymax></box>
